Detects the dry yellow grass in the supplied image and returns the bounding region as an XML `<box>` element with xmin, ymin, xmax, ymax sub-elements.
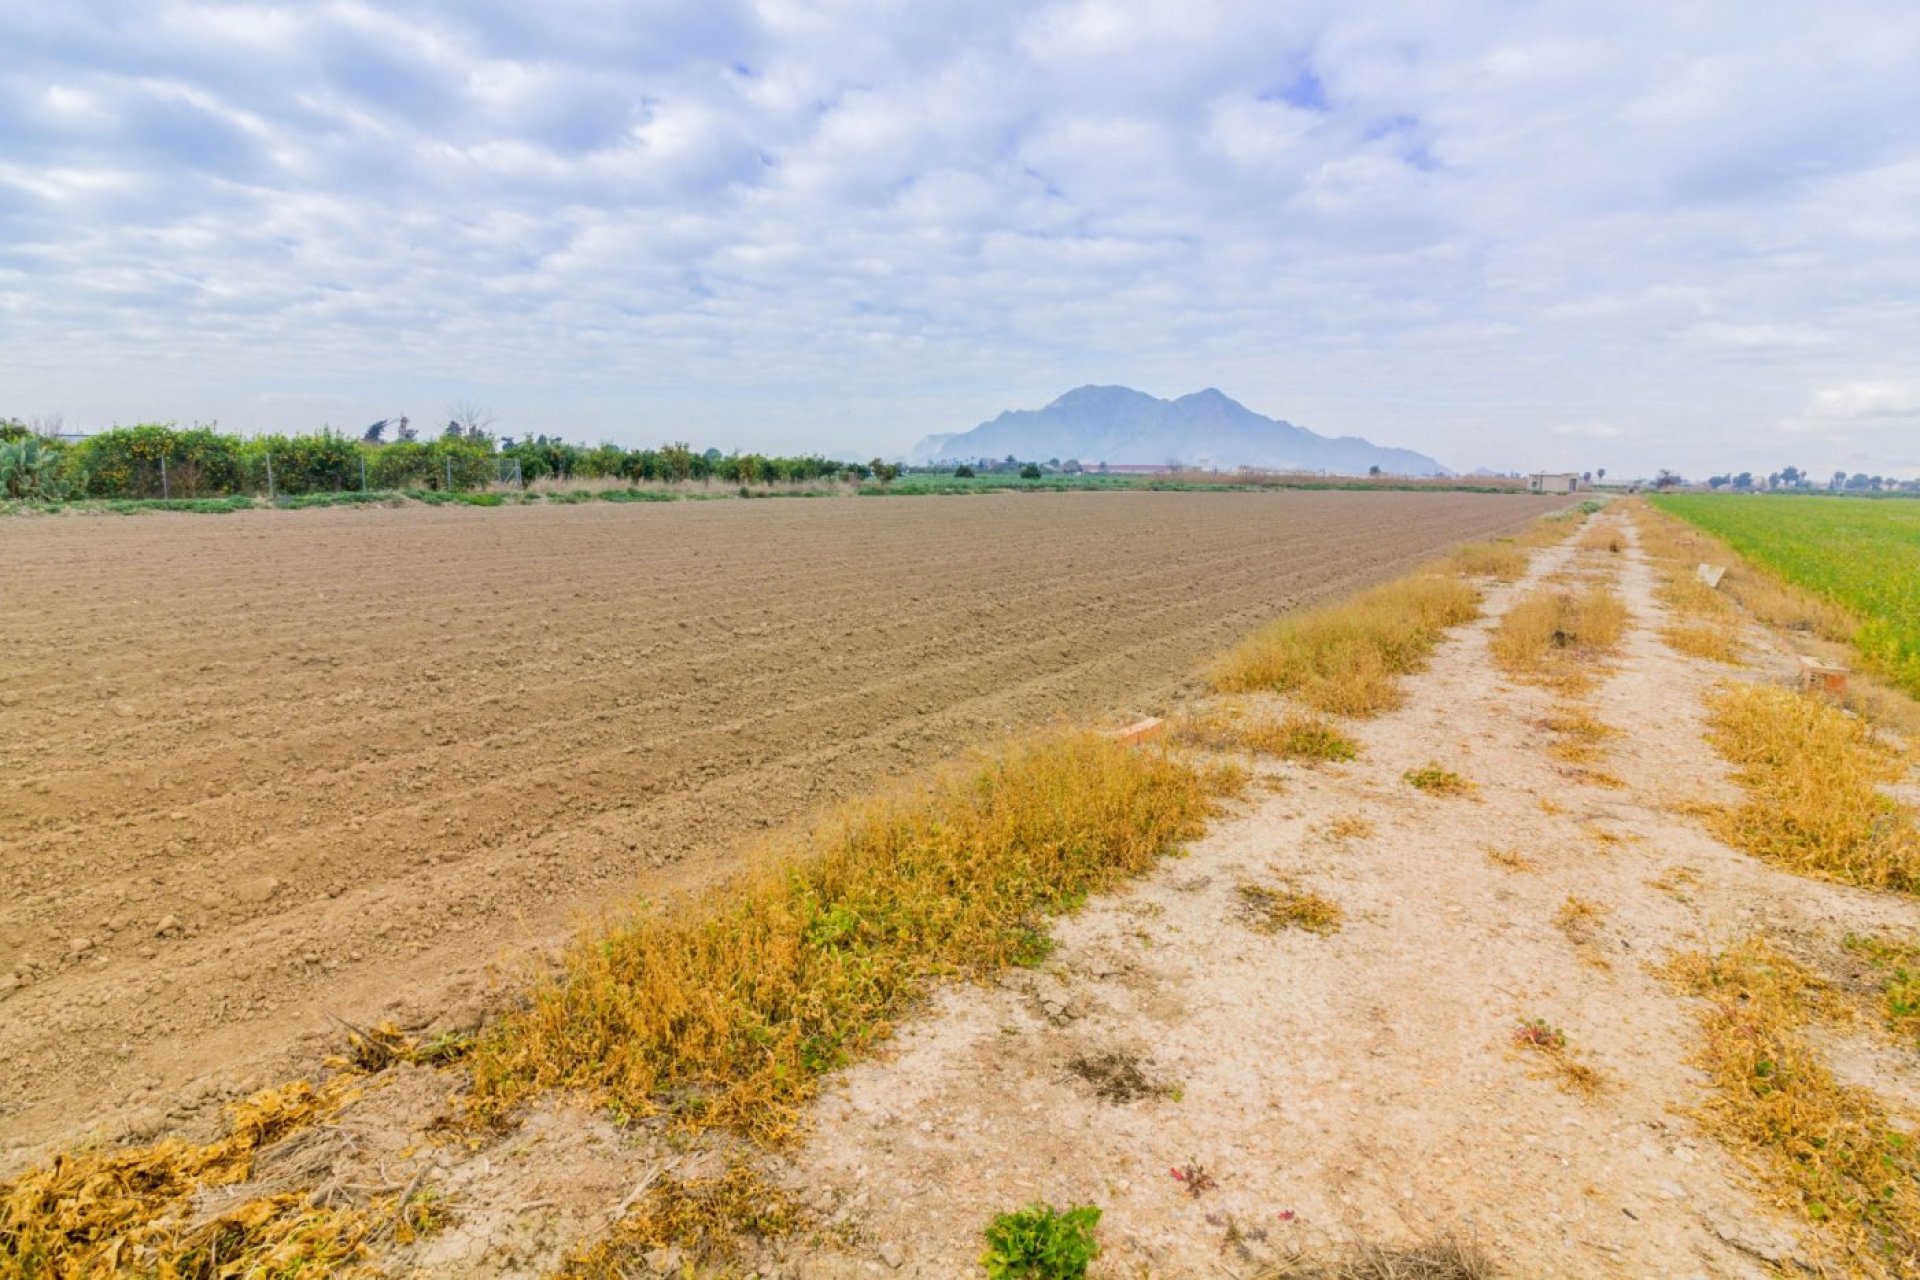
<box><xmin>1703</xmin><ymin>683</ymin><xmax>1920</xmax><ymax>892</ymax></box>
<box><xmin>1631</xmin><ymin>501</ymin><xmax>1854</xmax><ymax>641</ymax></box>
<box><xmin>1542</xmin><ymin>710</ymin><xmax>1617</xmax><ymax>764</ymax></box>
<box><xmin>1211</xmin><ymin>574</ymin><xmax>1482</xmax><ymax>716</ymax></box>
<box><xmin>0</xmin><ymin>1080</ymin><xmax>371</xmax><ymax>1278</ymax></box>
<box><xmin>1403</xmin><ymin>763</ymin><xmax>1476</xmax><ymax>796</ymax></box>
<box><xmin>1212</xmin><ymin>508</ymin><xmax>1595</xmax><ymax>715</ymax></box>
<box><xmin>1541</xmin><ymin>709</ymin><xmax>1625</xmax><ymax>786</ymax></box>
<box><xmin>1647</xmin><ymin>865</ymin><xmax>1702</xmax><ymax>901</ymax></box>
<box><xmin>1554</xmin><ymin>895</ymin><xmax>1611</xmax><ymax>967</ymax></box>
<box><xmin>1554</xmin><ymin>894</ymin><xmax>1606</xmax><ymax>932</ymax></box>
<box><xmin>1510</xmin><ymin>1019</ymin><xmax>1607</xmax><ymax>1096</ymax></box>
<box><xmin>1485</xmin><ymin>845</ymin><xmax>1537</xmax><ymax>872</ymax></box>
<box><xmin>1235</xmin><ymin>884</ymin><xmax>1344</xmax><ymax>935</ymax></box>
<box><xmin>1841</xmin><ymin>934</ymin><xmax>1920</xmax><ymax>1046</ymax></box>
<box><xmin>1490</xmin><ymin>582</ymin><xmax>1629</xmax><ymax>691</ymax></box>
<box><xmin>556</xmin><ymin>1162</ymin><xmax>804</xmax><ymax>1278</ymax></box>
<box><xmin>1575</xmin><ymin>520</ymin><xmax>1622</xmax><ymax>555</ymax></box>
<box><xmin>1171</xmin><ymin>705</ymin><xmax>1359</xmax><ymax>762</ymax></box>
<box><xmin>1667</xmin><ymin>938</ymin><xmax>1920</xmax><ymax>1276</ymax></box>
<box><xmin>469</xmin><ymin>733</ymin><xmax>1218</xmax><ymax>1140</ymax></box>
<box><xmin>1322</xmin><ymin>815</ymin><xmax>1376</xmax><ymax>843</ymax></box>
<box><xmin>1442</xmin><ymin>512</ymin><xmax>1587</xmax><ymax>584</ymax></box>
<box><xmin>1661</xmin><ymin>621</ymin><xmax>1745</xmax><ymax>665</ymax></box>
<box><xmin>1443</xmin><ymin>540</ymin><xmax>1530</xmax><ymax>581</ymax></box>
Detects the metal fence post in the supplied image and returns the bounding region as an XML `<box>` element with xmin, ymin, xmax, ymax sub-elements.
<box><xmin>361</xmin><ymin>454</ymin><xmax>368</xmax><ymax>492</ymax></box>
<box><xmin>160</xmin><ymin>454</ymin><xmax>168</xmax><ymax>500</ymax></box>
<box><xmin>265</xmin><ymin>453</ymin><xmax>274</xmax><ymax>501</ymax></box>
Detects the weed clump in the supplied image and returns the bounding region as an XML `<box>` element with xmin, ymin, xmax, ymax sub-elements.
<box><xmin>1322</xmin><ymin>815</ymin><xmax>1376</xmax><ymax>843</ymax></box>
<box><xmin>471</xmin><ymin>733</ymin><xmax>1216</xmax><ymax>1140</ymax></box>
<box><xmin>1403</xmin><ymin>764</ymin><xmax>1475</xmax><ymax>797</ymax></box>
<box><xmin>1067</xmin><ymin>1051</ymin><xmax>1169</xmax><ymax>1103</ymax></box>
<box><xmin>1490</xmin><ymin>583</ymin><xmax>1629</xmax><ymax>691</ymax></box>
<box><xmin>0</xmin><ymin>1080</ymin><xmax>369</xmax><ymax>1277</ymax></box>
<box><xmin>1702</xmin><ymin>683</ymin><xmax>1919</xmax><ymax>891</ymax></box>
<box><xmin>1271</xmin><ymin>1231</ymin><xmax>1500</xmax><ymax>1279</ymax></box>
<box><xmin>1667</xmin><ymin>937</ymin><xmax>1920</xmax><ymax>1275</ymax></box>
<box><xmin>1553</xmin><ymin>896</ymin><xmax>1611</xmax><ymax>967</ymax></box>
<box><xmin>557</xmin><ymin>1162</ymin><xmax>804</xmax><ymax>1278</ymax></box>
<box><xmin>1173</xmin><ymin>706</ymin><xmax>1359</xmax><ymax>762</ymax></box>
<box><xmin>1511</xmin><ymin>1019</ymin><xmax>1605</xmax><ymax>1096</ymax></box>
<box><xmin>1485</xmin><ymin>845</ymin><xmax>1537</xmax><ymax>872</ymax></box>
<box><xmin>1445</xmin><ymin>540</ymin><xmax>1529</xmax><ymax>581</ymax></box>
<box><xmin>1235</xmin><ymin>884</ymin><xmax>1343</xmax><ymax>935</ymax></box>
<box><xmin>1662</xmin><ymin>621</ymin><xmax>1746</xmax><ymax>665</ymax></box>
<box><xmin>981</xmin><ymin>1202</ymin><xmax>1101</xmax><ymax>1280</ymax></box>
<box><xmin>1211</xmin><ymin>574</ymin><xmax>1482</xmax><ymax>716</ymax></box>
<box><xmin>1842</xmin><ymin>934</ymin><xmax>1920</xmax><ymax>1045</ymax></box>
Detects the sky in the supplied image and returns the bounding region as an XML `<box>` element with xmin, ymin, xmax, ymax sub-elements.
<box><xmin>3</xmin><ymin>2</ymin><xmax>1919</xmax><ymax>480</ymax></box>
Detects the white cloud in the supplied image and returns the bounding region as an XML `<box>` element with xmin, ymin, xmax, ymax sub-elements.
<box><xmin>0</xmin><ymin>1</ymin><xmax>1917</xmax><ymax>475</ymax></box>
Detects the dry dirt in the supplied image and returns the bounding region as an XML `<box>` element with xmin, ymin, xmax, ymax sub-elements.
<box><xmin>755</xmin><ymin>509</ymin><xmax>1920</xmax><ymax>1278</ymax></box>
<box><xmin>248</xmin><ymin>504</ymin><xmax>1920</xmax><ymax>1279</ymax></box>
<box><xmin>0</xmin><ymin>490</ymin><xmax>1555</xmax><ymax>1171</ymax></box>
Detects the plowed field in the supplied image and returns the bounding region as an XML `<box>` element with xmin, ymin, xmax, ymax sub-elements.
<box><xmin>0</xmin><ymin>491</ymin><xmax>1555</xmax><ymax>1167</ymax></box>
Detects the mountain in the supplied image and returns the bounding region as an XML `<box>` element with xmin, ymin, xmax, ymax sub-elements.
<box><xmin>909</xmin><ymin>386</ymin><xmax>1449</xmax><ymax>476</ymax></box>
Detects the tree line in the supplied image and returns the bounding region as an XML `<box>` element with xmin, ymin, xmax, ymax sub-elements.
<box><xmin>1698</xmin><ymin>465</ymin><xmax>1920</xmax><ymax>494</ymax></box>
<box><xmin>0</xmin><ymin>417</ymin><xmax>894</xmax><ymax>501</ymax></box>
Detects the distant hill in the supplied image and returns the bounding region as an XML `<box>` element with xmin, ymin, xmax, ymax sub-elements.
<box><xmin>911</xmin><ymin>386</ymin><xmax>1449</xmax><ymax>476</ymax></box>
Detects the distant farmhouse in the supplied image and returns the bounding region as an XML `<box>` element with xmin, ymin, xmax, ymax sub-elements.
<box><xmin>1526</xmin><ymin>472</ymin><xmax>1581</xmax><ymax>494</ymax></box>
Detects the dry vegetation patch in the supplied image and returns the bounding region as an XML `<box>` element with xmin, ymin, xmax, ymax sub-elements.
<box><xmin>1321</xmin><ymin>815</ymin><xmax>1376</xmax><ymax>844</ymax></box>
<box><xmin>1211</xmin><ymin>574</ymin><xmax>1482</xmax><ymax>716</ymax></box>
<box><xmin>1067</xmin><ymin>1050</ymin><xmax>1174</xmax><ymax>1104</ymax></box>
<box><xmin>1666</xmin><ymin>938</ymin><xmax>1920</xmax><ymax>1277</ymax></box>
<box><xmin>1234</xmin><ymin>884</ymin><xmax>1344</xmax><ymax>936</ymax></box>
<box><xmin>1633</xmin><ymin>502</ymin><xmax>1855</xmax><ymax>640</ymax></box>
<box><xmin>1489</xmin><ymin>581</ymin><xmax>1628</xmax><ymax>692</ymax></box>
<box><xmin>1703</xmin><ymin>683</ymin><xmax>1920</xmax><ymax>892</ymax></box>
<box><xmin>1841</xmin><ymin>935</ymin><xmax>1920</xmax><ymax>1046</ymax></box>
<box><xmin>1403</xmin><ymin>764</ymin><xmax>1475</xmax><ymax>797</ymax></box>
<box><xmin>1553</xmin><ymin>895</ymin><xmax>1612</xmax><ymax>967</ymax></box>
<box><xmin>1661</xmin><ymin>620</ymin><xmax>1747</xmax><ymax>665</ymax></box>
<box><xmin>555</xmin><ymin>1161</ymin><xmax>806</xmax><ymax>1279</ymax></box>
<box><xmin>1510</xmin><ymin>1019</ymin><xmax>1607</xmax><ymax>1097</ymax></box>
<box><xmin>1485</xmin><ymin>845</ymin><xmax>1537</xmax><ymax>872</ymax></box>
<box><xmin>1265</xmin><ymin>1231</ymin><xmax>1500</xmax><ymax>1280</ymax></box>
<box><xmin>0</xmin><ymin>1080</ymin><xmax>372</xmax><ymax>1278</ymax></box>
<box><xmin>470</xmin><ymin>733</ymin><xmax>1219</xmax><ymax>1141</ymax></box>
<box><xmin>1172</xmin><ymin>705</ymin><xmax>1359</xmax><ymax>763</ymax></box>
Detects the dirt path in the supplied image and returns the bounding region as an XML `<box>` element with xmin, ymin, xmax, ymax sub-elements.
<box><xmin>0</xmin><ymin>491</ymin><xmax>1557</xmax><ymax>1172</ymax></box>
<box><xmin>736</xmin><ymin>508</ymin><xmax>1920</xmax><ymax>1277</ymax></box>
<box><xmin>39</xmin><ymin>502</ymin><xmax>1920</xmax><ymax>1276</ymax></box>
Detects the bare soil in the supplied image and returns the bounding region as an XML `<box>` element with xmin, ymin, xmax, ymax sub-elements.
<box><xmin>0</xmin><ymin>491</ymin><xmax>1553</xmax><ymax>1171</ymax></box>
<box><xmin>759</xmin><ymin>510</ymin><xmax>1920</xmax><ymax>1278</ymax></box>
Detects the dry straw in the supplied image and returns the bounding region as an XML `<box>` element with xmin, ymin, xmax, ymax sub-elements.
<box><xmin>1704</xmin><ymin>683</ymin><xmax>1919</xmax><ymax>891</ymax></box>
<box><xmin>470</xmin><ymin>732</ymin><xmax>1220</xmax><ymax>1140</ymax></box>
<box><xmin>1667</xmin><ymin>938</ymin><xmax>1920</xmax><ymax>1277</ymax></box>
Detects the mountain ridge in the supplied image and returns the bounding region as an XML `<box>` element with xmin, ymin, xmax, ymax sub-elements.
<box><xmin>910</xmin><ymin>386</ymin><xmax>1449</xmax><ymax>476</ymax></box>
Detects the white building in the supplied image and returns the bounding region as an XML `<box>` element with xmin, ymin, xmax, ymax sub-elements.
<box><xmin>1526</xmin><ymin>472</ymin><xmax>1580</xmax><ymax>494</ymax></box>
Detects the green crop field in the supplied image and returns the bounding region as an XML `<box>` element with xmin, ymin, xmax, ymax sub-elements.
<box><xmin>1652</xmin><ymin>494</ymin><xmax>1920</xmax><ymax>695</ymax></box>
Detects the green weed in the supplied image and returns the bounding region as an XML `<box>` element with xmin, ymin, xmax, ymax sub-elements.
<box><xmin>981</xmin><ymin>1202</ymin><xmax>1101</xmax><ymax>1280</ymax></box>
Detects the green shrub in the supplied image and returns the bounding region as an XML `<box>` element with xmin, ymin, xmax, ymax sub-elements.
<box><xmin>71</xmin><ymin>424</ymin><xmax>242</xmax><ymax>498</ymax></box>
<box><xmin>981</xmin><ymin>1203</ymin><xmax>1101</xmax><ymax>1279</ymax></box>
<box><xmin>243</xmin><ymin>431</ymin><xmax>361</xmax><ymax>494</ymax></box>
<box><xmin>1020</xmin><ymin>463</ymin><xmax>1044</xmax><ymax>480</ymax></box>
<box><xmin>0</xmin><ymin>437</ymin><xmax>77</xmax><ymax>501</ymax></box>
<box><xmin>954</xmin><ymin>464</ymin><xmax>976</xmax><ymax>478</ymax></box>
